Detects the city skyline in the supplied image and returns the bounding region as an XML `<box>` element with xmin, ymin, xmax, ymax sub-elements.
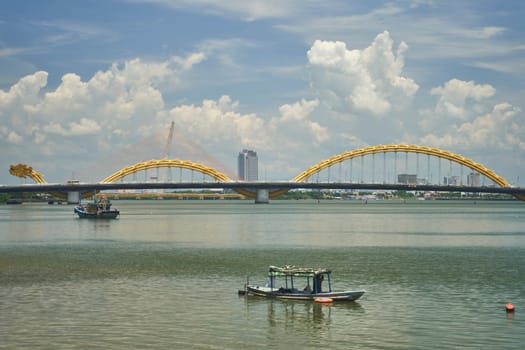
<box><xmin>1</xmin><ymin>1</ymin><xmax>524</xmax><ymax>184</ymax></box>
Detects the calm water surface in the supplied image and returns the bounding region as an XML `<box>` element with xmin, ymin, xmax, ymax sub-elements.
<box><xmin>1</xmin><ymin>200</ymin><xmax>524</xmax><ymax>349</ymax></box>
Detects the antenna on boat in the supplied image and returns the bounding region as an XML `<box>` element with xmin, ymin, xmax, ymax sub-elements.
<box><xmin>238</xmin><ymin>275</ymin><xmax>249</xmax><ymax>296</ymax></box>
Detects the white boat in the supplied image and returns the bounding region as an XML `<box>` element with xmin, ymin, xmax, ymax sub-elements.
<box><xmin>242</xmin><ymin>265</ymin><xmax>365</xmax><ymax>302</ymax></box>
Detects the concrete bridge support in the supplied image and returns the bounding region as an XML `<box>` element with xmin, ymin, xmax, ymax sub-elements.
<box><xmin>67</xmin><ymin>191</ymin><xmax>80</xmax><ymax>204</ymax></box>
<box><xmin>255</xmin><ymin>188</ymin><xmax>269</xmax><ymax>204</ymax></box>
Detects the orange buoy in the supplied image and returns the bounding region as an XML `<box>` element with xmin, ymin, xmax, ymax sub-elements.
<box><xmin>314</xmin><ymin>297</ymin><xmax>333</xmax><ymax>304</ymax></box>
<box><xmin>506</xmin><ymin>303</ymin><xmax>515</xmax><ymax>312</ymax></box>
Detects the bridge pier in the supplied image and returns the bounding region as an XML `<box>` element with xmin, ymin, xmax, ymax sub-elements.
<box><xmin>255</xmin><ymin>188</ymin><xmax>269</xmax><ymax>204</ymax></box>
<box><xmin>67</xmin><ymin>191</ymin><xmax>80</xmax><ymax>204</ymax></box>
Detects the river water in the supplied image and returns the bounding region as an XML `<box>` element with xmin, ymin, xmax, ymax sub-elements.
<box><xmin>1</xmin><ymin>200</ymin><xmax>524</xmax><ymax>349</ymax></box>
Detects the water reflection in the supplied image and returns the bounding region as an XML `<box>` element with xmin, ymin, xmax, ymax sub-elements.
<box><xmin>244</xmin><ymin>296</ymin><xmax>364</xmax><ymax>330</ymax></box>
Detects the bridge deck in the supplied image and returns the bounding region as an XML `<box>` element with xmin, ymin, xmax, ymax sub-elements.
<box><xmin>1</xmin><ymin>181</ymin><xmax>524</xmax><ymax>198</ymax></box>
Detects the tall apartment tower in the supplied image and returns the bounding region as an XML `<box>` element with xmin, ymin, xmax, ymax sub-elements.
<box><xmin>467</xmin><ymin>172</ymin><xmax>481</xmax><ymax>187</ymax></box>
<box><xmin>238</xmin><ymin>149</ymin><xmax>258</xmax><ymax>181</ymax></box>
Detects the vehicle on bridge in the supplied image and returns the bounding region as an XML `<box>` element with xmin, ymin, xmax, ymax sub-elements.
<box><xmin>74</xmin><ymin>195</ymin><xmax>119</xmax><ymax>219</ymax></box>
<box><xmin>242</xmin><ymin>265</ymin><xmax>365</xmax><ymax>302</ymax></box>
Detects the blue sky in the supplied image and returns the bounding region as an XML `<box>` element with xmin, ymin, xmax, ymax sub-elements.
<box><xmin>1</xmin><ymin>0</ymin><xmax>524</xmax><ymax>185</ymax></box>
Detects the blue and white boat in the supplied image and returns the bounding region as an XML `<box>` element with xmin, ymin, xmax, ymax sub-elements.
<box><xmin>243</xmin><ymin>265</ymin><xmax>365</xmax><ymax>302</ymax></box>
<box><xmin>74</xmin><ymin>194</ymin><xmax>119</xmax><ymax>219</ymax></box>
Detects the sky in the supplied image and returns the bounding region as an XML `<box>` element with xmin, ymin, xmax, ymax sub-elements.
<box><xmin>1</xmin><ymin>0</ymin><xmax>524</xmax><ymax>185</ymax></box>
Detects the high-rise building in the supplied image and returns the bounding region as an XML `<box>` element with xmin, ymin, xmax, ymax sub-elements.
<box><xmin>444</xmin><ymin>176</ymin><xmax>460</xmax><ymax>185</ymax></box>
<box><xmin>238</xmin><ymin>149</ymin><xmax>258</xmax><ymax>181</ymax></box>
<box><xmin>467</xmin><ymin>172</ymin><xmax>481</xmax><ymax>187</ymax></box>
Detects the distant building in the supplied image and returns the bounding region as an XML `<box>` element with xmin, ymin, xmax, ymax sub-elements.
<box><xmin>444</xmin><ymin>176</ymin><xmax>459</xmax><ymax>185</ymax></box>
<box><xmin>397</xmin><ymin>174</ymin><xmax>417</xmax><ymax>184</ymax></box>
<box><xmin>417</xmin><ymin>177</ymin><xmax>429</xmax><ymax>185</ymax></box>
<box><xmin>467</xmin><ymin>172</ymin><xmax>481</xmax><ymax>187</ymax></box>
<box><xmin>238</xmin><ymin>149</ymin><xmax>258</xmax><ymax>181</ymax></box>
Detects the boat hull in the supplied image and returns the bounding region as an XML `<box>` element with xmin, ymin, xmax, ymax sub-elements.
<box><xmin>246</xmin><ymin>285</ymin><xmax>364</xmax><ymax>302</ymax></box>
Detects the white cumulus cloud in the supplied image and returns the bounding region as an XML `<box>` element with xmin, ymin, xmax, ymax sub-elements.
<box><xmin>0</xmin><ymin>53</ymin><xmax>208</xmax><ymax>180</ymax></box>
<box><xmin>275</xmin><ymin>99</ymin><xmax>327</xmax><ymax>143</ymax></box>
<box><xmin>420</xmin><ymin>102</ymin><xmax>524</xmax><ymax>152</ymax></box>
<box><xmin>165</xmin><ymin>95</ymin><xmax>266</xmax><ymax>148</ymax></box>
<box><xmin>0</xmin><ymin>71</ymin><xmax>48</xmax><ymax>108</ymax></box>
<box><xmin>430</xmin><ymin>78</ymin><xmax>495</xmax><ymax>119</ymax></box>
<box><xmin>307</xmin><ymin>31</ymin><xmax>419</xmax><ymax>116</ymax></box>
<box><xmin>7</xmin><ymin>131</ymin><xmax>23</xmax><ymax>144</ymax></box>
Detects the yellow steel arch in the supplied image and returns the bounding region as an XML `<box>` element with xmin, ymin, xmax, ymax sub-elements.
<box><xmin>102</xmin><ymin>159</ymin><xmax>275</xmax><ymax>198</ymax></box>
<box><xmin>293</xmin><ymin>144</ymin><xmax>512</xmax><ymax>187</ymax></box>
<box><xmin>101</xmin><ymin>159</ymin><xmax>232</xmax><ymax>183</ymax></box>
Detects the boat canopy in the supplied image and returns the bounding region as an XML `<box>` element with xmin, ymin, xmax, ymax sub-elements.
<box><xmin>268</xmin><ymin>265</ymin><xmax>331</xmax><ymax>277</ymax></box>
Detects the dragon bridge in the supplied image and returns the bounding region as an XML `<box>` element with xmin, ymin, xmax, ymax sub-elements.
<box><xmin>8</xmin><ymin>144</ymin><xmax>522</xmax><ymax>200</ymax></box>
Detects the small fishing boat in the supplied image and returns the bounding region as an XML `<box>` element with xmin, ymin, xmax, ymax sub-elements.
<box><xmin>74</xmin><ymin>194</ymin><xmax>119</xmax><ymax>219</ymax></box>
<box><xmin>242</xmin><ymin>265</ymin><xmax>365</xmax><ymax>302</ymax></box>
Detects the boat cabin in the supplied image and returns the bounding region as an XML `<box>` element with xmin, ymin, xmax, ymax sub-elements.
<box><xmin>266</xmin><ymin>265</ymin><xmax>333</xmax><ymax>294</ymax></box>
